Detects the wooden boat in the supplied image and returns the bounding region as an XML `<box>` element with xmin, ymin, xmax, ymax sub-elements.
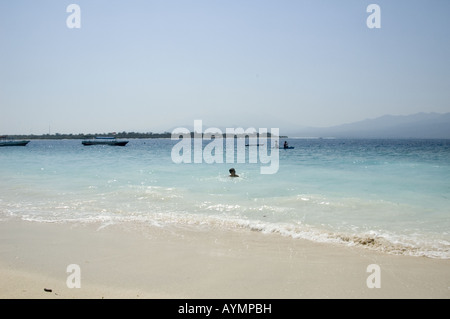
<box><xmin>0</xmin><ymin>136</ymin><xmax>30</xmax><ymax>147</ymax></box>
<box><xmin>82</xmin><ymin>137</ymin><xmax>128</xmax><ymax>146</ymax></box>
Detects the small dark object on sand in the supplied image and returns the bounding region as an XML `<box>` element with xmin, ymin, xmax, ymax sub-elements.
<box><xmin>44</xmin><ymin>288</ymin><xmax>52</xmax><ymax>292</ymax></box>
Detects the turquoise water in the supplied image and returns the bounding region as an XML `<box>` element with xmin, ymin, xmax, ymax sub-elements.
<box><xmin>1</xmin><ymin>138</ymin><xmax>449</xmax><ymax>258</ymax></box>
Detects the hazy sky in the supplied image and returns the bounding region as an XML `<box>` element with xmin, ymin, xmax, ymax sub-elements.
<box><xmin>1</xmin><ymin>0</ymin><xmax>449</xmax><ymax>135</ymax></box>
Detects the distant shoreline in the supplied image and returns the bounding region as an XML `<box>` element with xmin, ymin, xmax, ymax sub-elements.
<box><xmin>3</xmin><ymin>135</ymin><xmax>450</xmax><ymax>140</ymax></box>
<box><xmin>2</xmin><ymin>132</ymin><xmax>172</xmax><ymax>140</ymax></box>
<box><xmin>2</xmin><ymin>132</ymin><xmax>286</xmax><ymax>140</ymax></box>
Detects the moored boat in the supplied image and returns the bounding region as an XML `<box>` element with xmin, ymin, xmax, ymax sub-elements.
<box><xmin>0</xmin><ymin>136</ymin><xmax>30</xmax><ymax>147</ymax></box>
<box><xmin>82</xmin><ymin>137</ymin><xmax>128</xmax><ymax>146</ymax></box>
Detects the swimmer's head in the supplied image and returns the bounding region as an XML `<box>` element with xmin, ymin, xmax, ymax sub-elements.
<box><xmin>229</xmin><ymin>168</ymin><xmax>239</xmax><ymax>177</ymax></box>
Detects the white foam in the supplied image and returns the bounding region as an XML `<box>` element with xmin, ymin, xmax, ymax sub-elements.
<box><xmin>1</xmin><ymin>172</ymin><xmax>448</xmax><ymax>260</ymax></box>
<box><xmin>6</xmin><ymin>208</ymin><xmax>447</xmax><ymax>259</ymax></box>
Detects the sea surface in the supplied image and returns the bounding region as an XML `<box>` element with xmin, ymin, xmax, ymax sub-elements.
<box><xmin>0</xmin><ymin>138</ymin><xmax>449</xmax><ymax>259</ymax></box>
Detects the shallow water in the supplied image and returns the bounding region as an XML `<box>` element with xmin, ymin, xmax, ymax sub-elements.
<box><xmin>1</xmin><ymin>138</ymin><xmax>449</xmax><ymax>258</ymax></box>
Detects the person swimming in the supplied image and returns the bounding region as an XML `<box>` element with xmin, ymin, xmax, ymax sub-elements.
<box><xmin>229</xmin><ymin>168</ymin><xmax>239</xmax><ymax>177</ymax></box>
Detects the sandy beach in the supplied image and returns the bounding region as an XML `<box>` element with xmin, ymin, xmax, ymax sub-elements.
<box><xmin>0</xmin><ymin>219</ymin><xmax>448</xmax><ymax>299</ymax></box>
<box><xmin>0</xmin><ymin>221</ymin><xmax>450</xmax><ymax>299</ymax></box>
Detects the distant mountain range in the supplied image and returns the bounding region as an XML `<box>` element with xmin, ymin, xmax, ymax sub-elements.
<box><xmin>6</xmin><ymin>112</ymin><xmax>449</xmax><ymax>139</ymax></box>
<box><xmin>289</xmin><ymin>112</ymin><xmax>450</xmax><ymax>139</ymax></box>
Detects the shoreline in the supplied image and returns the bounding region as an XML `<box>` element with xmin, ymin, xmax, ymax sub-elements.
<box><xmin>0</xmin><ymin>219</ymin><xmax>449</xmax><ymax>299</ymax></box>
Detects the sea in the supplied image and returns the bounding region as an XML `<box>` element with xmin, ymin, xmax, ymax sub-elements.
<box><xmin>0</xmin><ymin>138</ymin><xmax>449</xmax><ymax>259</ymax></box>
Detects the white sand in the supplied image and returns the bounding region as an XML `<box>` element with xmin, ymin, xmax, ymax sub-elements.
<box><xmin>0</xmin><ymin>219</ymin><xmax>449</xmax><ymax>299</ymax></box>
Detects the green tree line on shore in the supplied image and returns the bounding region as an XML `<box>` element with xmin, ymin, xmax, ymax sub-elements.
<box><xmin>3</xmin><ymin>132</ymin><xmax>172</xmax><ymax>140</ymax></box>
<box><xmin>3</xmin><ymin>131</ymin><xmax>283</xmax><ymax>140</ymax></box>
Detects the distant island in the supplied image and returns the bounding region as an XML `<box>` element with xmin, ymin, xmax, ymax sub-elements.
<box><xmin>3</xmin><ymin>112</ymin><xmax>450</xmax><ymax>140</ymax></box>
<box><xmin>4</xmin><ymin>131</ymin><xmax>284</xmax><ymax>140</ymax></box>
<box><xmin>287</xmin><ymin>112</ymin><xmax>450</xmax><ymax>139</ymax></box>
<box><xmin>4</xmin><ymin>132</ymin><xmax>173</xmax><ymax>140</ymax></box>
